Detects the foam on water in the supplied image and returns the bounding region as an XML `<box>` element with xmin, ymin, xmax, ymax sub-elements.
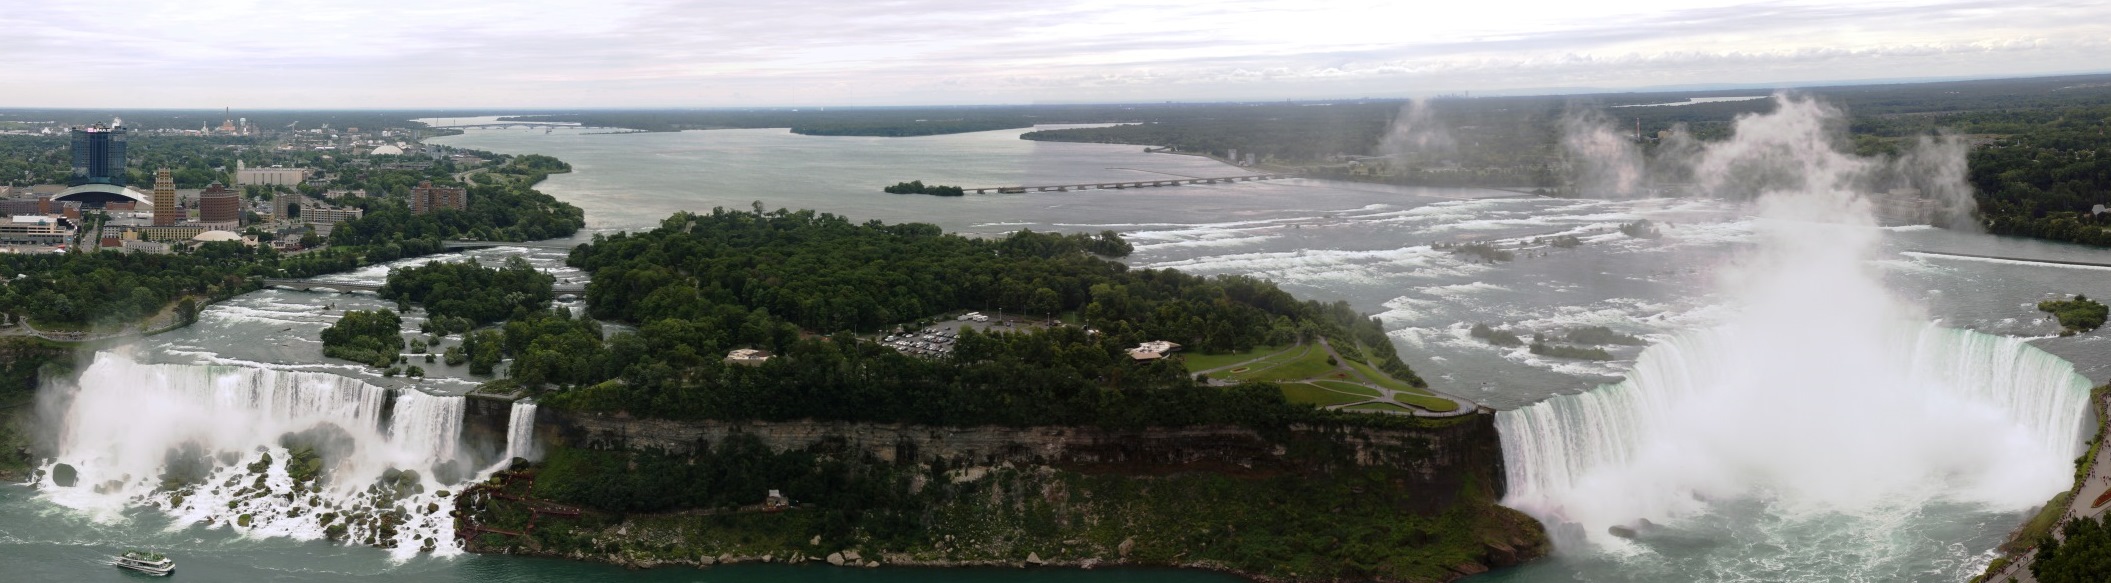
<box><xmin>34</xmin><ymin>353</ymin><xmax>481</xmax><ymax>558</ymax></box>
<box><xmin>1490</xmin><ymin>94</ymin><xmax>2093</xmax><ymax>580</ymax></box>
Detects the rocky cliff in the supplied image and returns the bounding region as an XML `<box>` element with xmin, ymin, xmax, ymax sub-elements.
<box><xmin>457</xmin><ymin>409</ymin><xmax>1548</xmax><ymax>582</ymax></box>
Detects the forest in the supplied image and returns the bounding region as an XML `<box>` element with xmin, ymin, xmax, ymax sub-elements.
<box><xmin>881</xmin><ymin>180</ymin><xmax>965</xmax><ymax>196</ymax></box>
<box><xmin>453</xmin><ymin>207</ymin><xmax>1421</xmax><ymax>428</ymax></box>
<box><xmin>326</xmin><ymin>155</ymin><xmax>584</xmax><ymax>251</ymax></box>
<box><xmin>319</xmin><ymin>309</ymin><xmax>404</xmax><ymax>368</ymax></box>
<box><xmin>1962</xmin><ymin>105</ymin><xmax>2111</xmax><ymax>246</ymax></box>
<box><xmin>379</xmin><ymin>256</ymin><xmax>555</xmax><ymax>335</ymax></box>
<box><xmin>2031</xmin><ymin>514</ymin><xmax>2111</xmax><ymax>583</ymax></box>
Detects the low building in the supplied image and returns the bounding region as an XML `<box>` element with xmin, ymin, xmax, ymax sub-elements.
<box><xmin>302</xmin><ymin>203</ymin><xmax>365</xmax><ymax>236</ymax></box>
<box><xmin>409</xmin><ymin>181</ymin><xmax>468</xmax><ymax>214</ymax></box>
<box><xmin>126</xmin><ymin>224</ymin><xmax>209</xmax><ymax>242</ymax></box>
<box><xmin>0</xmin><ymin>216</ymin><xmax>68</xmax><ymax>245</ymax></box>
<box><xmin>725</xmin><ymin>348</ymin><xmax>772</xmax><ymax>365</ymax></box>
<box><xmin>235</xmin><ymin>160</ymin><xmax>310</xmax><ymax>186</ymax></box>
<box><xmin>1126</xmin><ymin>340</ymin><xmax>1183</xmax><ymax>361</ymax></box>
<box><xmin>120</xmin><ymin>239</ymin><xmax>171</xmax><ymax>254</ymax></box>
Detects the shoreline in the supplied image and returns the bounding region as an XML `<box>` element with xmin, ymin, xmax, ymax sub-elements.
<box><xmin>1978</xmin><ymin>384</ymin><xmax>2111</xmax><ymax>582</ymax></box>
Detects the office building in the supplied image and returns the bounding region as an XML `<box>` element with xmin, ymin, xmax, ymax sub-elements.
<box><xmin>69</xmin><ymin>123</ymin><xmax>127</xmax><ymax>186</ymax></box>
<box><xmin>198</xmin><ymin>183</ymin><xmax>241</xmax><ymax>224</ymax></box>
<box><xmin>152</xmin><ymin>168</ymin><xmax>179</xmax><ymax>226</ymax></box>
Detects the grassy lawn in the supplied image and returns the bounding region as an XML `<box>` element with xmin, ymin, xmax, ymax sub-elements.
<box><xmin>1312</xmin><ymin>380</ymin><xmax>1382</xmax><ymax>398</ymax></box>
<box><xmin>1345</xmin><ymin>401</ymin><xmax>1413</xmax><ymax>414</ymax></box>
<box><xmin>1342</xmin><ymin>358</ymin><xmax>1434</xmax><ymax>395</ymax></box>
<box><xmin>1183</xmin><ymin>343</ymin><xmax>1294</xmax><ymax>373</ymax></box>
<box><xmin>1230</xmin><ymin>345</ymin><xmax>1339</xmax><ymax>383</ymax></box>
<box><xmin>1394</xmin><ymin>393</ymin><xmax>1461</xmax><ymax>413</ymax></box>
<box><xmin>1279</xmin><ymin>383</ymin><xmax>1370</xmax><ymax>407</ymax></box>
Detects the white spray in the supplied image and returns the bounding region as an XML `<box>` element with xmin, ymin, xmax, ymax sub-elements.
<box><xmin>1500</xmin><ymin>94</ymin><xmax>2092</xmax><ymax>573</ymax></box>
<box><xmin>35</xmin><ymin>353</ymin><xmax>476</xmax><ymax>558</ymax></box>
<box><xmin>502</xmin><ymin>400</ymin><xmax>539</xmax><ymax>464</ymax></box>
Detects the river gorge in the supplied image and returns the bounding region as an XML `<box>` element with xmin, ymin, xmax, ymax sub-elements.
<box><xmin>4</xmin><ymin>110</ymin><xmax>2109</xmax><ymax>582</ymax></box>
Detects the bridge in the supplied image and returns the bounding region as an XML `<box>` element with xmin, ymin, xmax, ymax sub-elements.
<box><xmin>441</xmin><ymin>240</ymin><xmax>579</xmax><ymax>252</ymax></box>
<box><xmin>966</xmin><ymin>174</ymin><xmax>1290</xmax><ymax>194</ymax></box>
<box><xmin>261</xmin><ymin>278</ymin><xmax>588</xmax><ymax>296</ymax></box>
<box><xmin>430</xmin><ymin>123</ymin><xmax>624</xmax><ymax>130</ymax></box>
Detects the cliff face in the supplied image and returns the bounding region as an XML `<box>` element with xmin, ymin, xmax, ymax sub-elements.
<box><xmin>0</xmin><ymin>337</ymin><xmax>73</xmax><ymax>481</ymax></box>
<box><xmin>470</xmin><ymin>410</ymin><xmax>1548</xmax><ymax>581</ymax></box>
<box><xmin>550</xmin><ymin>413</ymin><xmax>1506</xmax><ymax>511</ymax></box>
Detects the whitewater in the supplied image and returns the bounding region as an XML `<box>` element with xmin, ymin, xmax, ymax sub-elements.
<box><xmin>30</xmin><ymin>353</ymin><xmax>543</xmax><ymax>559</ymax></box>
<box><xmin>1491</xmin><ymin>96</ymin><xmax>2097</xmax><ymax>581</ymax></box>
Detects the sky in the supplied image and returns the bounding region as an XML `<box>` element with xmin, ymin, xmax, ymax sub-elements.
<box><xmin>2</xmin><ymin>0</ymin><xmax>2107</xmax><ymax>108</ymax></box>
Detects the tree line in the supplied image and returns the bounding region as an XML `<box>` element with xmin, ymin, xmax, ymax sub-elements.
<box><xmin>445</xmin><ymin>207</ymin><xmax>1425</xmax><ymax>428</ymax></box>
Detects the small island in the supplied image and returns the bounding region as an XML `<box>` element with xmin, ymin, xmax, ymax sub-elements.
<box><xmin>2038</xmin><ymin>294</ymin><xmax>2107</xmax><ymax>336</ymax></box>
<box><xmin>882</xmin><ymin>180</ymin><xmax>966</xmax><ymax>196</ymax></box>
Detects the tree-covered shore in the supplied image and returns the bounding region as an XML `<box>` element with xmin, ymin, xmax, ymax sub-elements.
<box><xmin>401</xmin><ymin>206</ymin><xmax>1544</xmax><ymax>580</ymax></box>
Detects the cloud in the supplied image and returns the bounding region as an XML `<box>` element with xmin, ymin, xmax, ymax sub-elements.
<box><xmin>0</xmin><ymin>0</ymin><xmax>2105</xmax><ymax>107</ymax></box>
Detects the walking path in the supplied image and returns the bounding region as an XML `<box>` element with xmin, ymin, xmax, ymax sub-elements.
<box><xmin>1188</xmin><ymin>338</ymin><xmax>1479</xmax><ymax>418</ymax></box>
<box><xmin>1313</xmin><ymin>338</ymin><xmax>1480</xmax><ymax>417</ymax></box>
<box><xmin>1985</xmin><ymin>390</ymin><xmax>2111</xmax><ymax>583</ymax></box>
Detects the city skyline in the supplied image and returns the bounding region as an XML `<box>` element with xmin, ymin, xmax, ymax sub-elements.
<box><xmin>2</xmin><ymin>0</ymin><xmax>2107</xmax><ymax>108</ymax></box>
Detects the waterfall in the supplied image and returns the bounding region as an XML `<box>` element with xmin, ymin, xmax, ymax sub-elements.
<box><xmin>36</xmin><ymin>352</ymin><xmax>478</xmax><ymax>558</ymax></box>
<box><xmin>1498</xmin><ymin>320</ymin><xmax>2093</xmax><ymax>548</ymax></box>
<box><xmin>502</xmin><ymin>400</ymin><xmax>539</xmax><ymax>463</ymax></box>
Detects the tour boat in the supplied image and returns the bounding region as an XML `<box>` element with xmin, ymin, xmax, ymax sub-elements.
<box><xmin>111</xmin><ymin>551</ymin><xmax>174</xmax><ymax>576</ymax></box>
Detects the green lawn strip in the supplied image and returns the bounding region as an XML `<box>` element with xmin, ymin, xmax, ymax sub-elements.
<box><xmin>1311</xmin><ymin>380</ymin><xmax>1383</xmax><ymax>398</ymax></box>
<box><xmin>1231</xmin><ymin>345</ymin><xmax>1338</xmax><ymax>383</ymax></box>
<box><xmin>1393</xmin><ymin>392</ymin><xmax>1461</xmax><ymax>413</ymax></box>
<box><xmin>1345</xmin><ymin>401</ymin><xmax>1414</xmax><ymax>414</ymax></box>
<box><xmin>1341</xmin><ymin>358</ymin><xmax>1432</xmax><ymax>395</ymax></box>
<box><xmin>1183</xmin><ymin>343</ymin><xmax>1294</xmax><ymax>373</ymax></box>
<box><xmin>1278</xmin><ymin>383</ymin><xmax>1369</xmax><ymax>407</ymax></box>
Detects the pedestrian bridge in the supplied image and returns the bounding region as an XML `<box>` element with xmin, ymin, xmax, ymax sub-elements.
<box><xmin>440</xmin><ymin>240</ymin><xmax>578</xmax><ymax>252</ymax></box>
<box><xmin>261</xmin><ymin>278</ymin><xmax>587</xmax><ymax>295</ymax></box>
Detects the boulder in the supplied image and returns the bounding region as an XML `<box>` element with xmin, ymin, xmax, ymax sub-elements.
<box><xmin>1026</xmin><ymin>552</ymin><xmax>1045</xmax><ymax>565</ymax></box>
<box><xmin>827</xmin><ymin>552</ymin><xmax>845</xmax><ymax>566</ymax></box>
<box><xmin>843</xmin><ymin>550</ymin><xmax>861</xmax><ymax>562</ymax></box>
<box><xmin>1117</xmin><ymin>536</ymin><xmax>1135</xmax><ymax>559</ymax></box>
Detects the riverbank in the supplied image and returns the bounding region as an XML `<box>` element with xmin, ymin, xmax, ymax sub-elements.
<box><xmin>1978</xmin><ymin>384</ymin><xmax>2111</xmax><ymax>582</ymax></box>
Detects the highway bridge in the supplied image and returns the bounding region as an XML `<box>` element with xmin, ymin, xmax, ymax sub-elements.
<box><xmin>966</xmin><ymin>173</ymin><xmax>1290</xmax><ymax>194</ymax></box>
<box><xmin>261</xmin><ymin>278</ymin><xmax>587</xmax><ymax>296</ymax></box>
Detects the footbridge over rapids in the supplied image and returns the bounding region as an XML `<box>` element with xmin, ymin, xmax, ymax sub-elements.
<box><xmin>967</xmin><ymin>173</ymin><xmax>1290</xmax><ymax>194</ymax></box>
<box><xmin>261</xmin><ymin>278</ymin><xmax>587</xmax><ymax>296</ymax></box>
<box><xmin>439</xmin><ymin>240</ymin><xmax>578</xmax><ymax>252</ymax></box>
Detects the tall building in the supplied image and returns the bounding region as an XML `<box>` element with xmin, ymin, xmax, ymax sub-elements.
<box><xmin>409</xmin><ymin>181</ymin><xmax>468</xmax><ymax>214</ymax></box>
<box><xmin>152</xmin><ymin>168</ymin><xmax>179</xmax><ymax>226</ymax></box>
<box><xmin>198</xmin><ymin>183</ymin><xmax>241</xmax><ymax>225</ymax></box>
<box><xmin>69</xmin><ymin>123</ymin><xmax>127</xmax><ymax>186</ymax></box>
